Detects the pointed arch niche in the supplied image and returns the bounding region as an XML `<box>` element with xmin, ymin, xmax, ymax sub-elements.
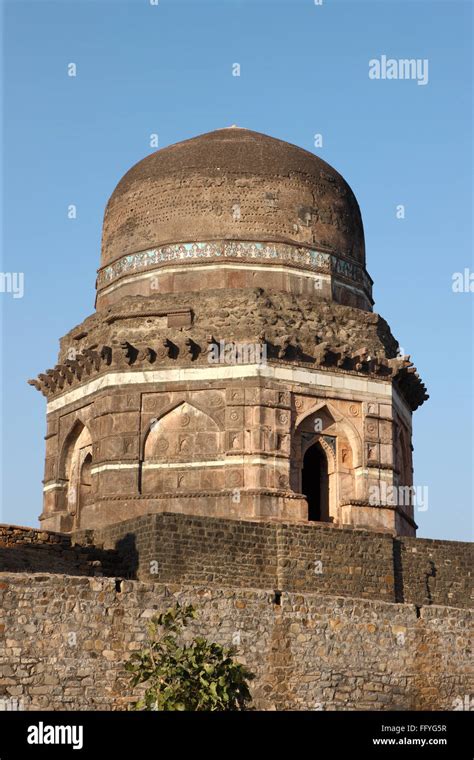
<box><xmin>291</xmin><ymin>402</ymin><xmax>362</xmax><ymax>523</ymax></box>
<box><xmin>59</xmin><ymin>420</ymin><xmax>93</xmax><ymax>527</ymax></box>
<box><xmin>140</xmin><ymin>401</ymin><xmax>223</xmax><ymax>495</ymax></box>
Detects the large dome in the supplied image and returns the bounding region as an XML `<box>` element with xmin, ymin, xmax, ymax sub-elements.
<box><xmin>97</xmin><ymin>128</ymin><xmax>371</xmax><ymax>310</ymax></box>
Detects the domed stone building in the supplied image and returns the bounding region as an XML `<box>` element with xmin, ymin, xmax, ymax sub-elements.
<box><xmin>30</xmin><ymin>127</ymin><xmax>428</xmax><ymax>536</ymax></box>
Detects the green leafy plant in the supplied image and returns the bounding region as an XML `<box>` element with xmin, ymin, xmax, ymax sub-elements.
<box><xmin>125</xmin><ymin>603</ymin><xmax>255</xmax><ymax>711</ymax></box>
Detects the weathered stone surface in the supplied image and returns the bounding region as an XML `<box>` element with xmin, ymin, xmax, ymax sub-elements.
<box><xmin>73</xmin><ymin>513</ymin><xmax>472</xmax><ymax>609</ymax></box>
<box><xmin>2</xmin><ymin>516</ymin><xmax>471</xmax><ymax>610</ymax></box>
<box><xmin>0</xmin><ymin>573</ymin><xmax>471</xmax><ymax>711</ymax></box>
<box><xmin>100</xmin><ymin>127</ymin><xmax>366</xmax><ymax>281</ymax></box>
<box><xmin>0</xmin><ymin>525</ymin><xmax>123</xmax><ymax>577</ymax></box>
<box><xmin>28</xmin><ymin>129</ymin><xmax>430</xmax><ymax>536</ymax></box>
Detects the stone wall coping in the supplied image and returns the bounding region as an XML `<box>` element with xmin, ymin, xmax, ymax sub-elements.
<box><xmin>0</xmin><ymin>524</ymin><xmax>70</xmax><ymax>539</ymax></box>
<box><xmin>72</xmin><ymin>511</ymin><xmax>474</xmax><ymax>547</ymax></box>
<box><xmin>2</xmin><ymin>516</ymin><xmax>471</xmax><ymax>550</ymax></box>
<box><xmin>0</xmin><ymin>572</ymin><xmax>472</xmax><ymax>616</ymax></box>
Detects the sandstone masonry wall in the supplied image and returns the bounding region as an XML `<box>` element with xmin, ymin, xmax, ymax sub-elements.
<box><xmin>0</xmin><ymin>524</ymin><xmax>122</xmax><ymax>577</ymax></box>
<box><xmin>0</xmin><ymin>573</ymin><xmax>471</xmax><ymax>712</ymax></box>
<box><xmin>398</xmin><ymin>536</ymin><xmax>473</xmax><ymax>607</ymax></box>
<box><xmin>73</xmin><ymin>514</ymin><xmax>473</xmax><ymax>608</ymax></box>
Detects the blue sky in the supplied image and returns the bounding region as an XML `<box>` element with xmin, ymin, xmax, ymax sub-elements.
<box><xmin>1</xmin><ymin>0</ymin><xmax>472</xmax><ymax>539</ymax></box>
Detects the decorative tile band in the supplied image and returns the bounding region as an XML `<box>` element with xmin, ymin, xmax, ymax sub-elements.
<box><xmin>97</xmin><ymin>240</ymin><xmax>372</xmax><ymax>294</ymax></box>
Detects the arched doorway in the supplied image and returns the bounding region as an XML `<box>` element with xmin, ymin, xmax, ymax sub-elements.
<box><xmin>302</xmin><ymin>442</ymin><xmax>329</xmax><ymax>522</ymax></box>
<box><xmin>79</xmin><ymin>452</ymin><xmax>93</xmax><ymax>516</ymax></box>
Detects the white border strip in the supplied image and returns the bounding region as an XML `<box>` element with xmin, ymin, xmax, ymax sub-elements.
<box><xmin>142</xmin><ymin>455</ymin><xmax>285</xmax><ymax>470</ymax></box>
<box><xmin>46</xmin><ymin>364</ymin><xmax>392</xmax><ymax>413</ymax></box>
<box><xmin>87</xmin><ymin>455</ymin><xmax>289</xmax><ymax>476</ymax></box>
<box><xmin>43</xmin><ymin>481</ymin><xmax>66</xmax><ymax>492</ymax></box>
<box><xmin>90</xmin><ymin>462</ymin><xmax>139</xmax><ymax>475</ymax></box>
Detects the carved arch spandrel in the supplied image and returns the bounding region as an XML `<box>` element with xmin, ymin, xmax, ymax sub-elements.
<box><xmin>139</xmin><ymin>398</ymin><xmax>224</xmax><ymax>458</ymax></box>
<box><xmin>142</xmin><ymin>401</ymin><xmax>222</xmax><ymax>462</ymax></box>
<box><xmin>294</xmin><ymin>400</ymin><xmax>363</xmax><ymax>469</ymax></box>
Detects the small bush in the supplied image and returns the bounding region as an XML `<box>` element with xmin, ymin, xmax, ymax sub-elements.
<box><xmin>125</xmin><ymin>603</ymin><xmax>254</xmax><ymax>711</ymax></box>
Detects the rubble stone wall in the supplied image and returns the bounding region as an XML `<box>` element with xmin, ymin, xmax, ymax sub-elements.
<box><xmin>0</xmin><ymin>573</ymin><xmax>471</xmax><ymax>711</ymax></box>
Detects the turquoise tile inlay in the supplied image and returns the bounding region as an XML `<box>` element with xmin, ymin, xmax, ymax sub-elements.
<box><xmin>98</xmin><ymin>240</ymin><xmax>371</xmax><ymax>296</ymax></box>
